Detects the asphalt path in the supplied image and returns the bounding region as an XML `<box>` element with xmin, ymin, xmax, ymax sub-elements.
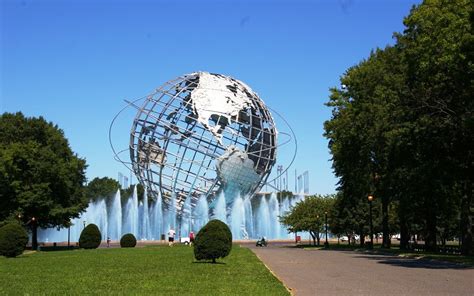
<box><xmin>244</xmin><ymin>243</ymin><xmax>474</xmax><ymax>296</ymax></box>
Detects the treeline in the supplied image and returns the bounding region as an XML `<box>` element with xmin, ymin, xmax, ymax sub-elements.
<box><xmin>0</xmin><ymin>110</ymin><xmax>142</xmax><ymax>250</ymax></box>
<box><xmin>323</xmin><ymin>0</ymin><xmax>473</xmax><ymax>254</ymax></box>
<box><xmin>86</xmin><ymin>177</ymin><xmax>145</xmax><ymax>203</ymax></box>
<box><xmin>0</xmin><ymin>112</ymin><xmax>88</xmax><ymax>250</ymax></box>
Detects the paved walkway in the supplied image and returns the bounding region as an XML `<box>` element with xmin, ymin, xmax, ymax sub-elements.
<box><xmin>244</xmin><ymin>243</ymin><xmax>474</xmax><ymax>296</ymax></box>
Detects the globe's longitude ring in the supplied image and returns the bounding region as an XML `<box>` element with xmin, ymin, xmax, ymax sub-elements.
<box><xmin>110</xmin><ymin>72</ymin><xmax>296</xmax><ymax>217</ymax></box>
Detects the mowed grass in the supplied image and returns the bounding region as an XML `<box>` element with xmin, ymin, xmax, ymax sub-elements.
<box><xmin>0</xmin><ymin>245</ymin><xmax>289</xmax><ymax>295</ymax></box>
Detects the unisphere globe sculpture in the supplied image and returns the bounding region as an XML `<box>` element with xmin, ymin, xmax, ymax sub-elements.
<box><xmin>129</xmin><ymin>72</ymin><xmax>277</xmax><ymax>213</ymax></box>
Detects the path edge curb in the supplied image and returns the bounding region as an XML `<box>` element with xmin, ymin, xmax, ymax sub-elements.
<box><xmin>248</xmin><ymin>247</ymin><xmax>294</xmax><ymax>296</ymax></box>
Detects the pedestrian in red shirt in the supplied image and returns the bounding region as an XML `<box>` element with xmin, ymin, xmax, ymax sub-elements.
<box><xmin>189</xmin><ymin>231</ymin><xmax>195</xmax><ymax>246</ymax></box>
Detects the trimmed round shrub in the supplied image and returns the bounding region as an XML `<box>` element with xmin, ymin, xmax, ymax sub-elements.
<box><xmin>194</xmin><ymin>219</ymin><xmax>232</xmax><ymax>263</ymax></box>
<box><xmin>0</xmin><ymin>222</ymin><xmax>28</xmax><ymax>258</ymax></box>
<box><xmin>79</xmin><ymin>223</ymin><xmax>101</xmax><ymax>249</ymax></box>
<box><xmin>120</xmin><ymin>233</ymin><xmax>137</xmax><ymax>248</ymax></box>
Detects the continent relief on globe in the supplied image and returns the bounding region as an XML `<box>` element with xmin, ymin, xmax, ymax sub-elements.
<box><xmin>216</xmin><ymin>146</ymin><xmax>261</xmax><ymax>194</ymax></box>
<box><xmin>188</xmin><ymin>72</ymin><xmax>256</xmax><ymax>145</ymax></box>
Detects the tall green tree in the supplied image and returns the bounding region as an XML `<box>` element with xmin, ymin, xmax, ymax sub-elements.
<box><xmin>325</xmin><ymin>0</ymin><xmax>473</xmax><ymax>253</ymax></box>
<box><xmin>325</xmin><ymin>45</ymin><xmax>407</xmax><ymax>248</ymax></box>
<box><xmin>0</xmin><ymin>112</ymin><xmax>87</xmax><ymax>249</ymax></box>
<box><xmin>396</xmin><ymin>0</ymin><xmax>473</xmax><ymax>254</ymax></box>
<box><xmin>280</xmin><ymin>195</ymin><xmax>335</xmax><ymax>246</ymax></box>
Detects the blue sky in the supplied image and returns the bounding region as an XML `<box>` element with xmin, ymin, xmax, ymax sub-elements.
<box><xmin>1</xmin><ymin>0</ymin><xmax>420</xmax><ymax>194</ymax></box>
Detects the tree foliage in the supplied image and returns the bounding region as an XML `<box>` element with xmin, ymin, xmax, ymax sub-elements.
<box><xmin>0</xmin><ymin>112</ymin><xmax>87</xmax><ymax>249</ymax></box>
<box><xmin>85</xmin><ymin>177</ymin><xmax>120</xmax><ymax>201</ymax></box>
<box><xmin>324</xmin><ymin>0</ymin><xmax>473</xmax><ymax>254</ymax></box>
<box><xmin>79</xmin><ymin>223</ymin><xmax>102</xmax><ymax>249</ymax></box>
<box><xmin>194</xmin><ymin>219</ymin><xmax>232</xmax><ymax>263</ymax></box>
<box><xmin>280</xmin><ymin>195</ymin><xmax>335</xmax><ymax>246</ymax></box>
<box><xmin>0</xmin><ymin>222</ymin><xmax>28</xmax><ymax>257</ymax></box>
<box><xmin>120</xmin><ymin>183</ymin><xmax>144</xmax><ymax>203</ymax></box>
<box><xmin>120</xmin><ymin>233</ymin><xmax>137</xmax><ymax>248</ymax></box>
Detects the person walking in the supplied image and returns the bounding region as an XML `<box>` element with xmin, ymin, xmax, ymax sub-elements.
<box><xmin>189</xmin><ymin>231</ymin><xmax>195</xmax><ymax>246</ymax></box>
<box><xmin>168</xmin><ymin>228</ymin><xmax>176</xmax><ymax>247</ymax></box>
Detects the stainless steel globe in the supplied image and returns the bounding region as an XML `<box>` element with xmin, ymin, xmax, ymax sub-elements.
<box><xmin>129</xmin><ymin>72</ymin><xmax>278</xmax><ymax>212</ymax></box>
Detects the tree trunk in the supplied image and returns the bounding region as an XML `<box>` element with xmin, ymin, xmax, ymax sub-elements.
<box><xmin>359</xmin><ymin>225</ymin><xmax>365</xmax><ymax>247</ymax></box>
<box><xmin>400</xmin><ymin>219</ymin><xmax>409</xmax><ymax>250</ymax></box>
<box><xmin>316</xmin><ymin>232</ymin><xmax>320</xmax><ymax>246</ymax></box>
<box><xmin>425</xmin><ymin>210</ymin><xmax>437</xmax><ymax>252</ymax></box>
<box><xmin>212</xmin><ymin>258</ymin><xmax>216</xmax><ymax>264</ymax></box>
<box><xmin>460</xmin><ymin>180</ymin><xmax>473</xmax><ymax>255</ymax></box>
<box><xmin>310</xmin><ymin>231</ymin><xmax>316</xmax><ymax>246</ymax></box>
<box><xmin>382</xmin><ymin>196</ymin><xmax>390</xmax><ymax>248</ymax></box>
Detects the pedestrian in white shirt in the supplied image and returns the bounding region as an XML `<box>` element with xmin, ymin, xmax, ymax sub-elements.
<box><xmin>168</xmin><ymin>228</ymin><xmax>176</xmax><ymax>246</ymax></box>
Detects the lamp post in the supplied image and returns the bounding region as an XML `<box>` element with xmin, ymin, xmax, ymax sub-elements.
<box><xmin>316</xmin><ymin>215</ymin><xmax>319</xmax><ymax>246</ymax></box>
<box><xmin>83</xmin><ymin>220</ymin><xmax>86</xmax><ymax>229</ymax></box>
<box><xmin>31</xmin><ymin>217</ymin><xmax>37</xmax><ymax>250</ymax></box>
<box><xmin>67</xmin><ymin>221</ymin><xmax>71</xmax><ymax>248</ymax></box>
<box><xmin>324</xmin><ymin>211</ymin><xmax>329</xmax><ymax>248</ymax></box>
<box><xmin>277</xmin><ymin>165</ymin><xmax>283</xmax><ymax>204</ymax></box>
<box><xmin>368</xmin><ymin>195</ymin><xmax>374</xmax><ymax>249</ymax></box>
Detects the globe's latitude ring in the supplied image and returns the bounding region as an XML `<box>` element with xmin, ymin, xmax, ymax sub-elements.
<box><xmin>109</xmin><ymin>72</ymin><xmax>295</xmax><ymax>216</ymax></box>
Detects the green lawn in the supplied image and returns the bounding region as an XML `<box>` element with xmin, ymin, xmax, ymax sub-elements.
<box><xmin>0</xmin><ymin>245</ymin><xmax>289</xmax><ymax>295</ymax></box>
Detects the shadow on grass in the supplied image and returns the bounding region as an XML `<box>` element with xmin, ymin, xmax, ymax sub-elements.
<box><xmin>6</xmin><ymin>251</ymin><xmax>40</xmax><ymax>259</ymax></box>
<box><xmin>192</xmin><ymin>261</ymin><xmax>226</xmax><ymax>265</ymax></box>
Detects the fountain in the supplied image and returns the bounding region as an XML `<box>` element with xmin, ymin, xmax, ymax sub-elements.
<box><xmin>279</xmin><ymin>196</ymin><xmax>291</xmax><ymax>238</ymax></box>
<box><xmin>149</xmin><ymin>191</ymin><xmax>163</xmax><ymax>240</ymax></box>
<box><xmin>256</xmin><ymin>196</ymin><xmax>271</xmax><ymax>239</ymax></box>
<box><xmin>193</xmin><ymin>195</ymin><xmax>209</xmax><ymax>233</ymax></box>
<box><xmin>230</xmin><ymin>195</ymin><xmax>246</xmax><ymax>239</ymax></box>
<box><xmin>268</xmin><ymin>192</ymin><xmax>281</xmax><ymax>239</ymax></box>
<box><xmin>244</xmin><ymin>197</ymin><xmax>254</xmax><ymax>238</ymax></box>
<box><xmin>168</xmin><ymin>192</ymin><xmax>177</xmax><ymax>231</ymax></box>
<box><xmin>38</xmin><ymin>198</ymin><xmax>108</xmax><ymax>242</ymax></box>
<box><xmin>212</xmin><ymin>192</ymin><xmax>227</xmax><ymax>223</ymax></box>
<box><xmin>180</xmin><ymin>196</ymin><xmax>192</xmax><ymax>238</ymax></box>
<box><xmin>107</xmin><ymin>189</ymin><xmax>122</xmax><ymax>240</ymax></box>
<box><xmin>123</xmin><ymin>186</ymin><xmax>139</xmax><ymax>235</ymax></box>
<box><xmin>38</xmin><ymin>185</ymin><xmax>308</xmax><ymax>243</ymax></box>
<box><xmin>141</xmin><ymin>188</ymin><xmax>151</xmax><ymax>240</ymax></box>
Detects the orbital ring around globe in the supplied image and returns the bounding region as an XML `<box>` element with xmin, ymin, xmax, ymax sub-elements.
<box><xmin>109</xmin><ymin>72</ymin><xmax>297</xmax><ymax>217</ymax></box>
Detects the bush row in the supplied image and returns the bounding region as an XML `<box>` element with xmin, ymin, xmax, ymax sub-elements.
<box><xmin>1</xmin><ymin>219</ymin><xmax>232</xmax><ymax>259</ymax></box>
